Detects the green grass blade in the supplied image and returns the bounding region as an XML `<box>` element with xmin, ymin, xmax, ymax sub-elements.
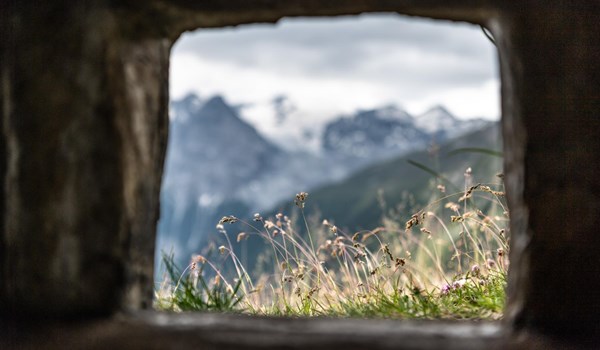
<box><xmin>406</xmin><ymin>159</ymin><xmax>462</xmax><ymax>193</ymax></box>
<box><xmin>447</xmin><ymin>147</ymin><xmax>503</xmax><ymax>158</ymax></box>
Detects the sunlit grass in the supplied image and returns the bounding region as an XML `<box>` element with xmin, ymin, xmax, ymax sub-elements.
<box><xmin>155</xmin><ymin>166</ymin><xmax>508</xmax><ymax>320</ymax></box>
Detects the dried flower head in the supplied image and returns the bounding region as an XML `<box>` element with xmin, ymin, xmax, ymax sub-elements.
<box><xmin>264</xmin><ymin>220</ymin><xmax>275</xmax><ymax>229</ymax></box>
<box><xmin>294</xmin><ymin>192</ymin><xmax>309</xmax><ymax>208</ymax></box>
<box><xmin>405</xmin><ymin>213</ymin><xmax>421</xmax><ymax>231</ymax></box>
<box><xmin>405</xmin><ymin>211</ymin><xmax>427</xmax><ymax>231</ymax></box>
<box><xmin>451</xmin><ymin>215</ymin><xmax>464</xmax><ymax>223</ymax></box>
<box><xmin>194</xmin><ymin>255</ymin><xmax>206</xmax><ymax>264</ymax></box>
<box><xmin>237</xmin><ymin>232</ymin><xmax>248</xmax><ymax>242</ymax></box>
<box><xmin>459</xmin><ymin>184</ymin><xmax>481</xmax><ymax>202</ymax></box>
<box><xmin>445</xmin><ymin>202</ymin><xmax>460</xmax><ymax>212</ymax></box>
<box><xmin>218</xmin><ymin>245</ymin><xmax>227</xmax><ymax>255</ymax></box>
<box><xmin>219</xmin><ymin>215</ymin><xmax>238</xmax><ymax>224</ymax></box>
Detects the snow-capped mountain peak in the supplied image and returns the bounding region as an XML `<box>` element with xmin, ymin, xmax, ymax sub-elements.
<box><xmin>415</xmin><ymin>105</ymin><xmax>458</xmax><ymax>134</ymax></box>
<box><xmin>170</xmin><ymin>93</ymin><xmax>203</xmax><ymax>122</ymax></box>
<box><xmin>371</xmin><ymin>105</ymin><xmax>413</xmax><ymax>123</ymax></box>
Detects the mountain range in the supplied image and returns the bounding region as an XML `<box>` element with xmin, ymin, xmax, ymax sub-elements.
<box><xmin>156</xmin><ymin>93</ymin><xmax>495</xmax><ymax>267</ymax></box>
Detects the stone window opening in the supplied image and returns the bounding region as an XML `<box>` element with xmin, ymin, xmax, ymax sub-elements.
<box><xmin>157</xmin><ymin>13</ymin><xmax>505</xmax><ymax>322</ymax></box>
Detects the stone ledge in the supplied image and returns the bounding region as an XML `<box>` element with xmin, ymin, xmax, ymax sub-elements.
<box><xmin>1</xmin><ymin>312</ymin><xmax>503</xmax><ymax>350</ymax></box>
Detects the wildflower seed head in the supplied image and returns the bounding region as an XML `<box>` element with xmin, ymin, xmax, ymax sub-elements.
<box><xmin>497</xmin><ymin>248</ymin><xmax>505</xmax><ymax>257</ymax></box>
<box><xmin>460</xmin><ymin>184</ymin><xmax>480</xmax><ymax>202</ymax></box>
<box><xmin>194</xmin><ymin>255</ymin><xmax>206</xmax><ymax>264</ymax></box>
<box><xmin>264</xmin><ymin>220</ymin><xmax>275</xmax><ymax>229</ymax></box>
<box><xmin>451</xmin><ymin>215</ymin><xmax>464</xmax><ymax>223</ymax></box>
<box><xmin>276</xmin><ymin>212</ymin><xmax>283</xmax><ymax>219</ymax></box>
<box><xmin>471</xmin><ymin>264</ymin><xmax>481</xmax><ymax>276</ymax></box>
<box><xmin>218</xmin><ymin>245</ymin><xmax>227</xmax><ymax>255</ymax></box>
<box><xmin>253</xmin><ymin>213</ymin><xmax>263</xmax><ymax>221</ymax></box>
<box><xmin>295</xmin><ymin>192</ymin><xmax>308</xmax><ymax>208</ymax></box>
<box><xmin>464</xmin><ymin>167</ymin><xmax>472</xmax><ymax>177</ymax></box>
<box><xmin>237</xmin><ymin>232</ymin><xmax>248</xmax><ymax>242</ymax></box>
<box><xmin>445</xmin><ymin>202</ymin><xmax>460</xmax><ymax>212</ymax></box>
<box><xmin>322</xmin><ymin>219</ymin><xmax>329</xmax><ymax>226</ymax></box>
<box><xmin>330</xmin><ymin>225</ymin><xmax>338</xmax><ymax>234</ymax></box>
<box><xmin>219</xmin><ymin>215</ymin><xmax>238</xmax><ymax>225</ymax></box>
<box><xmin>405</xmin><ymin>212</ymin><xmax>426</xmax><ymax>231</ymax></box>
<box><xmin>437</xmin><ymin>184</ymin><xmax>446</xmax><ymax>193</ymax></box>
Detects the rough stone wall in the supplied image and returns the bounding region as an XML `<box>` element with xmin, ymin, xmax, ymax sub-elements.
<box><xmin>1</xmin><ymin>0</ymin><xmax>599</xmax><ymax>347</ymax></box>
<box><xmin>495</xmin><ymin>2</ymin><xmax>600</xmax><ymax>339</ymax></box>
<box><xmin>0</xmin><ymin>1</ymin><xmax>170</xmax><ymax>315</ymax></box>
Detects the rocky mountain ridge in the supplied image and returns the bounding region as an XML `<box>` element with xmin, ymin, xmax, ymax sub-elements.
<box><xmin>157</xmin><ymin>93</ymin><xmax>492</xmax><ymax>264</ymax></box>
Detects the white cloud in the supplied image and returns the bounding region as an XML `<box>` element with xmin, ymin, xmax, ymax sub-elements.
<box><xmin>170</xmin><ymin>13</ymin><xmax>500</xmax><ymax>132</ymax></box>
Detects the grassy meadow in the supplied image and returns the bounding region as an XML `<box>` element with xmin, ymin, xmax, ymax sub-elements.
<box><xmin>154</xmin><ymin>162</ymin><xmax>509</xmax><ymax>320</ymax></box>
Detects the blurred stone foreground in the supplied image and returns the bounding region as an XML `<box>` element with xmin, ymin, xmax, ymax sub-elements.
<box><xmin>1</xmin><ymin>1</ymin><xmax>599</xmax><ymax>349</ymax></box>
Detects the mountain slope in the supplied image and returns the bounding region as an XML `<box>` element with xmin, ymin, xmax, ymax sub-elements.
<box><xmin>159</xmin><ymin>95</ymin><xmax>282</xmax><ymax>259</ymax></box>
<box><xmin>269</xmin><ymin>124</ymin><xmax>503</xmax><ymax>231</ymax></box>
<box><xmin>157</xmin><ymin>93</ymin><xmax>498</xmax><ymax>271</ymax></box>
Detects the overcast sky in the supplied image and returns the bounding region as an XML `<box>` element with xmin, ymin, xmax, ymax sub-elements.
<box><xmin>170</xmin><ymin>13</ymin><xmax>499</xmax><ymax>133</ymax></box>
